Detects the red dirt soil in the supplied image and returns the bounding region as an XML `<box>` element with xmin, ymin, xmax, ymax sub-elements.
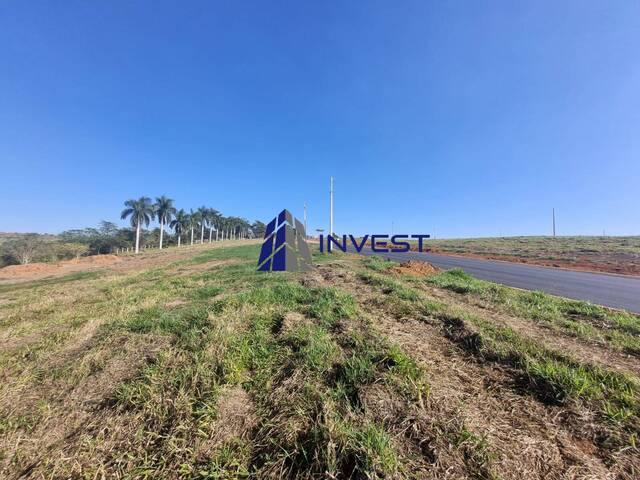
<box><xmin>0</xmin><ymin>241</ymin><xmax>260</xmax><ymax>283</ymax></box>
<box><xmin>390</xmin><ymin>261</ymin><xmax>439</xmax><ymax>277</ymax></box>
<box><xmin>0</xmin><ymin>255</ymin><xmax>121</xmax><ymax>280</ymax></box>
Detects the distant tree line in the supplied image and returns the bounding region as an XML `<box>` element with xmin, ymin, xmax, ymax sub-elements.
<box><xmin>120</xmin><ymin>196</ymin><xmax>265</xmax><ymax>254</ymax></box>
<box><xmin>0</xmin><ymin>196</ymin><xmax>267</xmax><ymax>266</ymax></box>
<box><xmin>0</xmin><ymin>234</ymin><xmax>91</xmax><ymax>267</ymax></box>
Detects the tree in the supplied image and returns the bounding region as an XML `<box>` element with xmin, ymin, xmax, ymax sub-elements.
<box><xmin>207</xmin><ymin>208</ymin><xmax>220</xmax><ymax>243</ymax></box>
<box><xmin>238</xmin><ymin>217</ymin><xmax>251</xmax><ymax>239</ymax></box>
<box><xmin>98</xmin><ymin>221</ymin><xmax>120</xmax><ymax>237</ymax></box>
<box><xmin>55</xmin><ymin>242</ymin><xmax>89</xmax><ymax>260</ymax></box>
<box><xmin>60</xmin><ymin>223</ymin><xmax>131</xmax><ymax>254</ymax></box>
<box><xmin>188</xmin><ymin>209</ymin><xmax>199</xmax><ymax>245</ymax></box>
<box><xmin>252</xmin><ymin>220</ymin><xmax>267</xmax><ymax>238</ymax></box>
<box><xmin>213</xmin><ymin>213</ymin><xmax>224</xmax><ymax>241</ymax></box>
<box><xmin>3</xmin><ymin>234</ymin><xmax>46</xmax><ymax>265</ymax></box>
<box><xmin>121</xmin><ymin>197</ymin><xmax>155</xmax><ymax>254</ymax></box>
<box><xmin>219</xmin><ymin>217</ymin><xmax>228</xmax><ymax>241</ymax></box>
<box><xmin>227</xmin><ymin>217</ymin><xmax>235</xmax><ymax>240</ymax></box>
<box><xmin>225</xmin><ymin>216</ymin><xmax>249</xmax><ymax>240</ymax></box>
<box><xmin>227</xmin><ymin>217</ymin><xmax>236</xmax><ymax>240</ymax></box>
<box><xmin>155</xmin><ymin>195</ymin><xmax>176</xmax><ymax>250</ymax></box>
<box><xmin>197</xmin><ymin>206</ymin><xmax>208</xmax><ymax>244</ymax></box>
<box><xmin>170</xmin><ymin>209</ymin><xmax>188</xmax><ymax>246</ymax></box>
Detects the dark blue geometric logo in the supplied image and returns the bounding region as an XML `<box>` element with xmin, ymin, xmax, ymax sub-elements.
<box><xmin>257</xmin><ymin>209</ymin><xmax>313</xmax><ymax>272</ymax></box>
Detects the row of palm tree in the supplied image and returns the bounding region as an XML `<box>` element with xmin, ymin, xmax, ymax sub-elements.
<box><xmin>121</xmin><ymin>196</ymin><xmax>253</xmax><ymax>253</ymax></box>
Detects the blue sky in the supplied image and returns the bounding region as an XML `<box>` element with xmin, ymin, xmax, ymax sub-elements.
<box><xmin>1</xmin><ymin>1</ymin><xmax>639</xmax><ymax>237</ymax></box>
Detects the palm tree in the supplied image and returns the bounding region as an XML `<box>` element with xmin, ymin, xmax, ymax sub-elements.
<box><xmin>226</xmin><ymin>217</ymin><xmax>235</xmax><ymax>240</ymax></box>
<box><xmin>207</xmin><ymin>208</ymin><xmax>220</xmax><ymax>243</ymax></box>
<box><xmin>217</xmin><ymin>215</ymin><xmax>226</xmax><ymax>241</ymax></box>
<box><xmin>214</xmin><ymin>211</ymin><xmax>223</xmax><ymax>241</ymax></box>
<box><xmin>155</xmin><ymin>195</ymin><xmax>176</xmax><ymax>250</ymax></box>
<box><xmin>227</xmin><ymin>216</ymin><xmax>247</xmax><ymax>240</ymax></box>
<box><xmin>121</xmin><ymin>197</ymin><xmax>155</xmax><ymax>254</ymax></box>
<box><xmin>196</xmin><ymin>206</ymin><xmax>208</xmax><ymax>244</ymax></box>
<box><xmin>219</xmin><ymin>216</ymin><xmax>228</xmax><ymax>241</ymax></box>
<box><xmin>227</xmin><ymin>217</ymin><xmax>235</xmax><ymax>240</ymax></box>
<box><xmin>228</xmin><ymin>216</ymin><xmax>238</xmax><ymax>240</ymax></box>
<box><xmin>227</xmin><ymin>217</ymin><xmax>233</xmax><ymax>240</ymax></box>
<box><xmin>238</xmin><ymin>217</ymin><xmax>250</xmax><ymax>239</ymax></box>
<box><xmin>170</xmin><ymin>209</ymin><xmax>188</xmax><ymax>246</ymax></box>
<box><xmin>188</xmin><ymin>209</ymin><xmax>200</xmax><ymax>245</ymax></box>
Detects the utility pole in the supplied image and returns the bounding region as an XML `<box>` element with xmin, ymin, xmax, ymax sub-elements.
<box><xmin>303</xmin><ymin>202</ymin><xmax>308</xmax><ymax>238</ymax></box>
<box><xmin>552</xmin><ymin>208</ymin><xmax>556</xmax><ymax>237</ymax></box>
<box><xmin>329</xmin><ymin>176</ymin><xmax>334</xmax><ymax>237</ymax></box>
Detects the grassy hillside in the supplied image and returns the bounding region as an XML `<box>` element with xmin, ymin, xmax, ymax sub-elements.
<box><xmin>0</xmin><ymin>243</ymin><xmax>638</xmax><ymax>478</ymax></box>
<box><xmin>428</xmin><ymin>235</ymin><xmax>640</xmax><ymax>275</ymax></box>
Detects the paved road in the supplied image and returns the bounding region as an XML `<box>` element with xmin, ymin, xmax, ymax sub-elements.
<box><xmin>351</xmin><ymin>248</ymin><xmax>640</xmax><ymax>313</ymax></box>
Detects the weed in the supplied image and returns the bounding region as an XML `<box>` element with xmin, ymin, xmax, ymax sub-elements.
<box><xmin>358</xmin><ymin>271</ymin><xmax>420</xmax><ymax>301</ymax></box>
<box><xmin>362</xmin><ymin>256</ymin><xmax>396</xmax><ymax>272</ymax></box>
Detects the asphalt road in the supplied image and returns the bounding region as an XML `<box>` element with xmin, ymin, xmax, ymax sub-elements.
<box><xmin>351</xmin><ymin>248</ymin><xmax>640</xmax><ymax>313</ymax></box>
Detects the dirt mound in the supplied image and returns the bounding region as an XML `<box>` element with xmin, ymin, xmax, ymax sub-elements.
<box><xmin>0</xmin><ymin>262</ymin><xmax>54</xmax><ymax>276</ymax></box>
<box><xmin>68</xmin><ymin>254</ymin><xmax>121</xmax><ymax>265</ymax></box>
<box><xmin>390</xmin><ymin>260</ymin><xmax>439</xmax><ymax>277</ymax></box>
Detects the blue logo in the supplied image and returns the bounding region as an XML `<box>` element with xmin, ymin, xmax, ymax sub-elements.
<box><xmin>319</xmin><ymin>234</ymin><xmax>431</xmax><ymax>253</ymax></box>
<box><xmin>257</xmin><ymin>209</ymin><xmax>312</xmax><ymax>272</ymax></box>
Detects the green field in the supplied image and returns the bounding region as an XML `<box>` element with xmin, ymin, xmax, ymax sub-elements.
<box><xmin>0</xmin><ymin>243</ymin><xmax>638</xmax><ymax>478</ymax></box>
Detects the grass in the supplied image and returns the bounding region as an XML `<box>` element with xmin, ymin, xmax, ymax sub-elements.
<box><xmin>357</xmin><ymin>270</ymin><xmax>420</xmax><ymax>301</ymax></box>
<box><xmin>361</xmin><ymin>255</ymin><xmax>396</xmax><ymax>272</ymax></box>
<box><xmin>1</xmin><ymin>241</ymin><xmax>638</xmax><ymax>477</ymax></box>
<box><xmin>444</xmin><ymin>312</ymin><xmax>639</xmax><ymax>425</ymax></box>
<box><xmin>284</xmin><ymin>323</ymin><xmax>340</xmax><ymax>374</ymax></box>
<box><xmin>216</xmin><ymin>280</ymin><xmax>423</xmax><ymax>477</ymax></box>
<box><xmin>359</xmin><ymin>260</ymin><xmax>640</xmax><ymax>448</ymax></box>
<box><xmin>202</xmin><ymin>281</ymin><xmax>413</xmax><ymax>478</ymax></box>
<box><xmin>0</xmin><ymin>243</ymin><xmax>437</xmax><ymax>478</ymax></box>
<box><xmin>428</xmin><ymin>268</ymin><xmax>640</xmax><ymax>354</ymax></box>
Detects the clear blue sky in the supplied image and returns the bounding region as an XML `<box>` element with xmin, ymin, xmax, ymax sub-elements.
<box><xmin>1</xmin><ymin>1</ymin><xmax>639</xmax><ymax>237</ymax></box>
